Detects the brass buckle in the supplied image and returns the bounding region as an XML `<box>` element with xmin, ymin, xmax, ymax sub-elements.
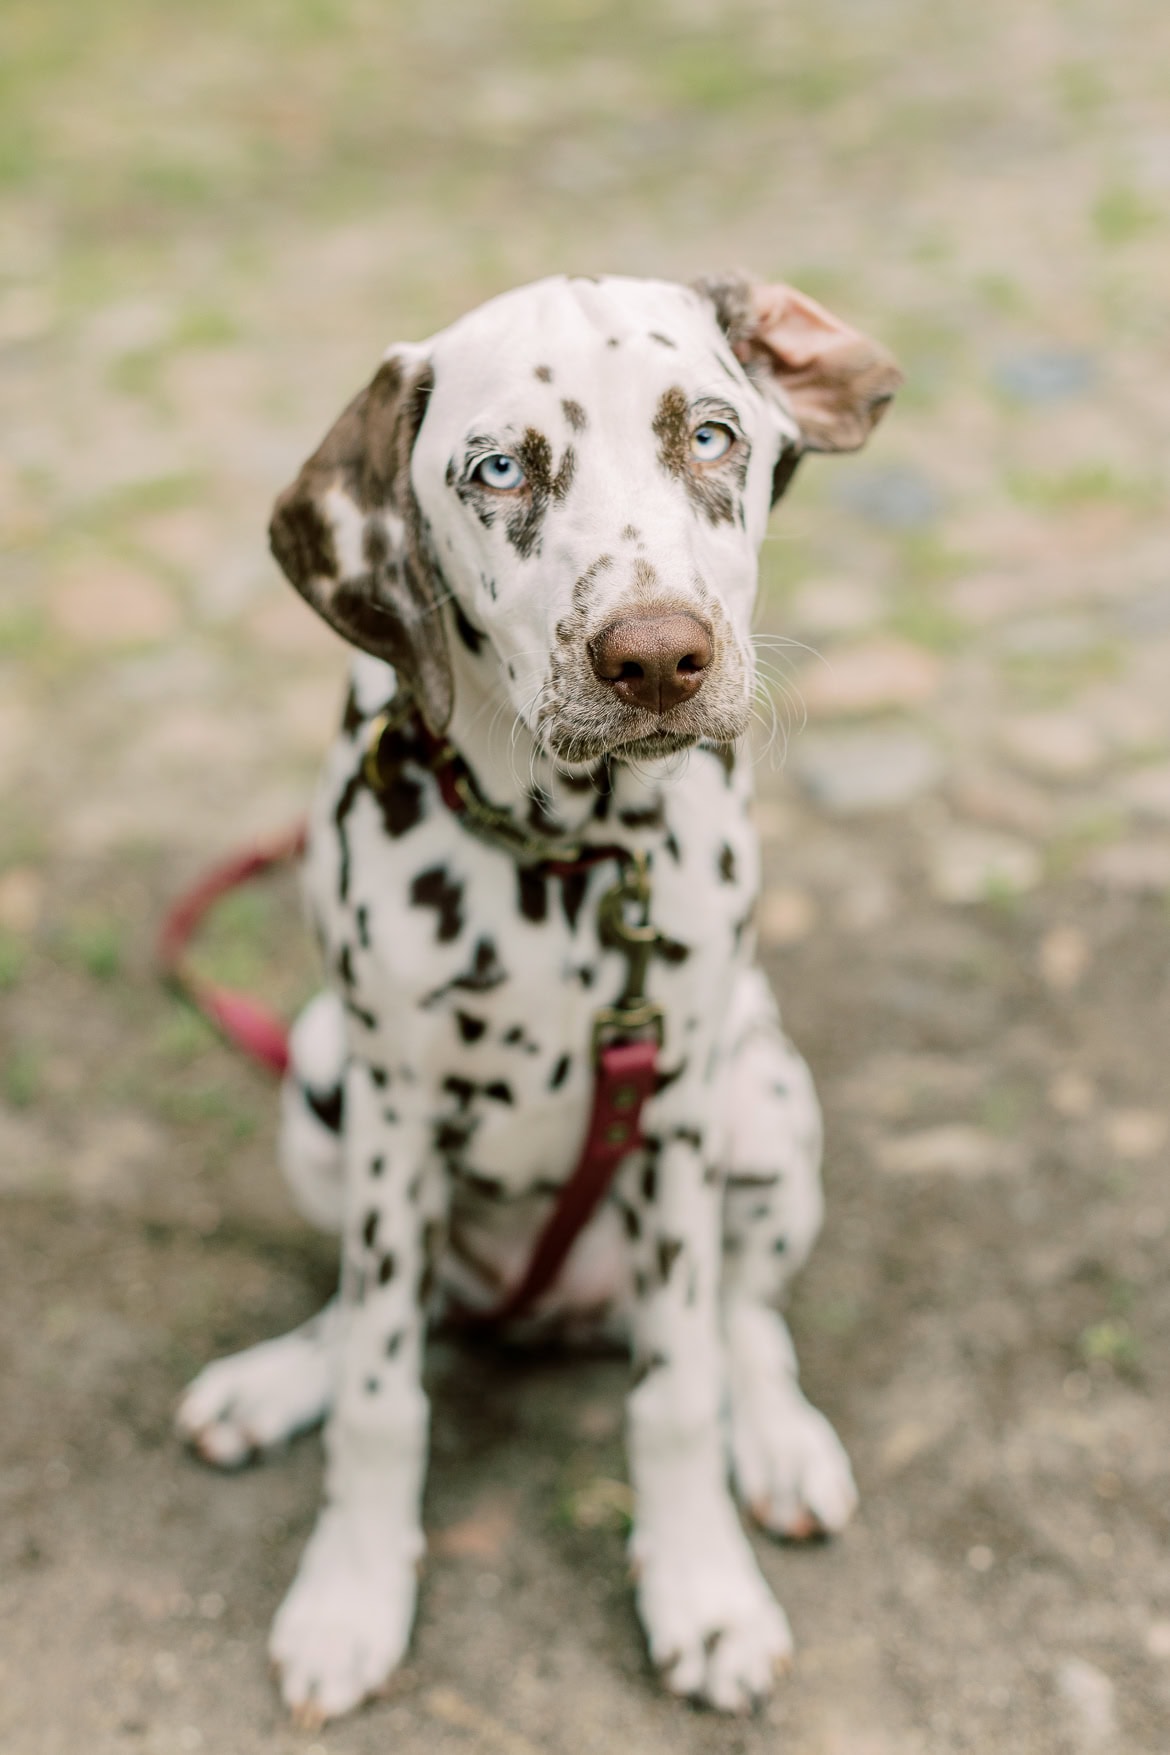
<box><xmin>362</xmin><ymin>693</ymin><xmax>417</xmax><ymax>791</ymax></box>
<box><xmin>593</xmin><ymin>851</ymin><xmax>663</xmax><ymax>1062</ymax></box>
<box><xmin>591</xmin><ymin>1000</ymin><xmax>665</xmax><ymax>1062</ymax></box>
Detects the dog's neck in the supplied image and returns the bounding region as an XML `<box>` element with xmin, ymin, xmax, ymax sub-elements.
<box><xmin>441</xmin><ymin>614</ymin><xmax>672</xmax><ymax>839</ymax></box>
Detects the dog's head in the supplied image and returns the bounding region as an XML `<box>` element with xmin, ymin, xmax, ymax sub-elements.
<box><xmin>270</xmin><ymin>274</ymin><xmax>900</xmax><ymax>764</ymax></box>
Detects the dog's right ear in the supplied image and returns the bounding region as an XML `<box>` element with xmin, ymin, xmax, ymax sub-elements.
<box><xmin>268</xmin><ymin>346</ymin><xmax>453</xmax><ymax>733</ymax></box>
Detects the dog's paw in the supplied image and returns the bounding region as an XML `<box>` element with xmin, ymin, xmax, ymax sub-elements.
<box><xmin>176</xmin><ymin>1315</ymin><xmax>337</xmax><ymax>1468</ymax></box>
<box><xmin>634</xmin><ymin>1521</ymin><xmax>793</xmax><ymax>1713</ymax></box>
<box><xmin>731</xmin><ymin>1382</ymin><xmax>858</xmax><ymax>1541</ymax></box>
<box><xmin>269</xmin><ymin>1508</ymin><xmax>420</xmax><ymax>1727</ymax></box>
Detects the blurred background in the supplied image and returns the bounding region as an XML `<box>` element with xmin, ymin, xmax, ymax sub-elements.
<box><xmin>2</xmin><ymin>3</ymin><xmax>1169</xmax><ymax>1752</ymax></box>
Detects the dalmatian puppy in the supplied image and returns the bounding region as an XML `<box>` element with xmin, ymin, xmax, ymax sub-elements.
<box><xmin>176</xmin><ymin>272</ymin><xmax>900</xmax><ymax>1724</ymax></box>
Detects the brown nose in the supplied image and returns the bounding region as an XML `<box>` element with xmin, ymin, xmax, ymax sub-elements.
<box><xmin>590</xmin><ymin>612</ymin><xmax>713</xmax><ymax>715</ymax></box>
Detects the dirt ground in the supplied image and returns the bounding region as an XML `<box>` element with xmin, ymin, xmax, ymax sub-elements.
<box><xmin>3</xmin><ymin>2</ymin><xmax>1170</xmax><ymax>1751</ymax></box>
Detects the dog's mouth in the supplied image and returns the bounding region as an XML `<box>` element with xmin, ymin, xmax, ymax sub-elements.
<box><xmin>539</xmin><ymin>699</ymin><xmax>749</xmax><ymax>767</ymax></box>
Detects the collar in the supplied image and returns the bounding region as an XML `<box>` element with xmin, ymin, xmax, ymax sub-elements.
<box><xmin>362</xmin><ymin>692</ymin><xmax>665</xmax><ymax>1054</ymax></box>
<box><xmin>362</xmin><ymin>693</ymin><xmax>637</xmax><ymax>880</ymax></box>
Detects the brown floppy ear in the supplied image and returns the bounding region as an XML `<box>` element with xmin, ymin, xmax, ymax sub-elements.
<box><xmin>268</xmin><ymin>347</ymin><xmax>453</xmax><ymax>733</ymax></box>
<box><xmin>695</xmin><ymin>273</ymin><xmax>902</xmax><ymax>488</ymax></box>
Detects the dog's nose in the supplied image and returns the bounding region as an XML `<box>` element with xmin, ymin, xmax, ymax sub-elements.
<box><xmin>590</xmin><ymin>612</ymin><xmax>713</xmax><ymax>714</ymax></box>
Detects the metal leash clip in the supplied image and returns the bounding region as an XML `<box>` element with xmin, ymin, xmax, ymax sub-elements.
<box><xmin>591</xmin><ymin>851</ymin><xmax>664</xmax><ymax>1059</ymax></box>
<box><xmin>362</xmin><ymin>690</ymin><xmax>419</xmax><ymax>791</ymax></box>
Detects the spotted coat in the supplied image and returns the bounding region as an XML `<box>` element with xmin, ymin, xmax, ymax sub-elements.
<box><xmin>177</xmin><ymin>272</ymin><xmax>901</xmax><ymax>1726</ymax></box>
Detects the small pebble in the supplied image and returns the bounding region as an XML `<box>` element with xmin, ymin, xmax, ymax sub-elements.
<box><xmin>1055</xmin><ymin>1656</ymin><xmax>1117</xmax><ymax>1748</ymax></box>
<box><xmin>993</xmin><ymin>348</ymin><xmax>1096</xmax><ymax>403</ymax></box>
<box><xmin>1085</xmin><ymin>840</ymin><xmax>1170</xmax><ymax>894</ymax></box>
<box><xmin>1145</xmin><ymin>1621</ymin><xmax>1170</xmax><ymax>1660</ymax></box>
<box><xmin>833</xmin><ymin>462</ymin><xmax>942</xmax><ymax>530</ymax></box>
<box><xmin>1104</xmin><ymin>1109</ymin><xmax>1167</xmax><ymax>1160</ymax></box>
<box><xmin>1049</xmin><ymin>1070</ymin><xmax>1096</xmax><ymax>1117</ymax></box>
<box><xmin>794</xmin><ymin>728</ymin><xmax>944</xmax><ymax>814</ymax></box>
<box><xmin>928</xmin><ymin>828</ymin><xmax>1041</xmax><ymax>903</ymax></box>
<box><xmin>758</xmin><ymin>887</ymin><xmax>818</xmax><ymax>945</ymax></box>
<box><xmin>49</xmin><ymin>560</ymin><xmax>178</xmax><ymax>646</ymax></box>
<box><xmin>797</xmin><ymin>638</ymin><xmax>942</xmax><ymax>718</ymax></box>
<box><xmin>1119</xmin><ymin>762</ymin><xmax>1170</xmax><ymax>821</ymax></box>
<box><xmin>877</xmin><ymin>1125</ymin><xmax>1026</xmax><ymax>1178</ymax></box>
<box><xmin>998</xmin><ymin>713</ymin><xmax>1108</xmax><ymax>784</ymax></box>
<box><xmin>1038</xmin><ymin>924</ymin><xmax>1090</xmax><ymax>991</ymax></box>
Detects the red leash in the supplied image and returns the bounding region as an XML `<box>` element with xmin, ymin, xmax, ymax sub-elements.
<box><xmin>158</xmin><ymin>708</ymin><xmax>663</xmax><ymax>1324</ymax></box>
<box><xmin>157</xmin><ymin>822</ymin><xmax>307</xmax><ymax>1076</ymax></box>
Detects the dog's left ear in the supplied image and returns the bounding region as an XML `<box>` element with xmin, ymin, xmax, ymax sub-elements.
<box><xmin>695</xmin><ymin>274</ymin><xmax>902</xmax><ymax>498</ymax></box>
<box><xmin>268</xmin><ymin>346</ymin><xmax>453</xmax><ymax>733</ymax></box>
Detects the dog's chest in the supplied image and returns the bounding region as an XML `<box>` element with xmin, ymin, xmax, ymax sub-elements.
<box><xmin>304</xmin><ymin>727</ymin><xmax>759</xmax><ymax>1195</ymax></box>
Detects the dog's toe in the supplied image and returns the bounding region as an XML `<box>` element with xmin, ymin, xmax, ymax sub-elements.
<box><xmin>269</xmin><ymin>1507</ymin><xmax>420</xmax><ymax>1725</ymax></box>
<box><xmin>733</xmin><ymin>1385</ymin><xmax>858</xmax><ymax>1542</ymax></box>
<box><xmin>636</xmin><ymin>1519</ymin><xmax>793</xmax><ymax>1715</ymax></box>
<box><xmin>176</xmin><ymin>1321</ymin><xmax>335</xmax><ymax>1469</ymax></box>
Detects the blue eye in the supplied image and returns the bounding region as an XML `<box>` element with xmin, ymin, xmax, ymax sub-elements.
<box><xmin>473</xmin><ymin>453</ymin><xmax>526</xmax><ymax>491</ymax></box>
<box><xmin>690</xmin><ymin>422</ymin><xmax>734</xmax><ymax>462</ymax></box>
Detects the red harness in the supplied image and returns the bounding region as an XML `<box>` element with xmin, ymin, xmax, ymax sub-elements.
<box><xmin>158</xmin><ymin>707</ymin><xmax>663</xmax><ymax>1323</ymax></box>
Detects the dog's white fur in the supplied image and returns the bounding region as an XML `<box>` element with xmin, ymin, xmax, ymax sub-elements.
<box><xmin>176</xmin><ymin>273</ymin><xmax>898</xmax><ymax>1723</ymax></box>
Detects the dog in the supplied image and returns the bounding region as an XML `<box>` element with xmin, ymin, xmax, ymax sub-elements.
<box><xmin>175</xmin><ymin>271</ymin><xmax>900</xmax><ymax>1723</ymax></box>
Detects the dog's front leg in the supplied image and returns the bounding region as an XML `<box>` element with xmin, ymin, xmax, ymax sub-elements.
<box><xmin>626</xmin><ymin>1129</ymin><xmax>793</xmax><ymax>1714</ymax></box>
<box><xmin>269</xmin><ymin>1058</ymin><xmax>441</xmax><ymax>1728</ymax></box>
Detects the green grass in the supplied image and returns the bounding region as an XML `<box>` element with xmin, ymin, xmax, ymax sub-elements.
<box><xmin>1002</xmin><ymin>642</ymin><xmax>1123</xmax><ymax>709</ymax></box>
<box><xmin>1007</xmin><ymin>462</ymin><xmax>1160</xmax><ymax>513</ymax></box>
<box><xmin>155</xmin><ymin>1002</ymin><xmax>221</xmax><ymax>1064</ymax></box>
<box><xmin>979</xmin><ymin>1083</ymin><xmax>1031</xmax><ymax>1135</ymax></box>
<box><xmin>888</xmin><ymin>588</ymin><xmax>965</xmax><ymax>654</ymax></box>
<box><xmin>0</xmin><ymin>930</ymin><xmax>27</xmax><ymax>989</ymax></box>
<box><xmin>1079</xmin><ymin>1317</ymin><xmax>1140</xmax><ymax>1374</ymax></box>
<box><xmin>0</xmin><ymin>606</ymin><xmax>46</xmax><ymax>659</ymax></box>
<box><xmin>154</xmin><ymin>1078</ymin><xmax>262</xmax><ymax>1140</ymax></box>
<box><xmin>1044</xmin><ymin>806</ymin><xmax>1132</xmax><ymax>879</ymax></box>
<box><xmin>58</xmin><ymin>919</ymin><xmax>123</xmax><ymax>981</ymax></box>
<box><xmin>5</xmin><ymin>1045</ymin><xmax>41</xmax><ymax>1109</ymax></box>
<box><xmin>1056</xmin><ymin>61</ymin><xmax>1108</xmax><ymax>121</ymax></box>
<box><xmin>1092</xmin><ymin>185</ymin><xmax>1163</xmax><ymax>247</ymax></box>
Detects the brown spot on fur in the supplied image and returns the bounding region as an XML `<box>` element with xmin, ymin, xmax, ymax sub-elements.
<box><xmin>618</xmin><ymin>801</ymin><xmax>665</xmax><ymax>830</ymax></box>
<box><xmin>708</xmin><ymin>741</ymin><xmax>736</xmax><ymax>781</ymax></box>
<box><xmin>517</xmin><ymin>866</ymin><xmax>548</xmax><ymax>924</ymax></box>
<box><xmin>268</xmin><ymin>358</ymin><xmax>453</xmax><ymax>731</ymax></box>
<box><xmin>534</xmin><ymin>364</ymin><xmax>553</xmax><ymax>383</ymax></box>
<box><xmin>692</xmin><ymin>272</ymin><xmax>755</xmax><ymax>352</ymax></box>
<box><xmin>341</xmin><ymin>685</ymin><xmax>364</xmax><ymax>736</ymax></box>
<box><xmin>561</xmin><ymin>761</ymin><xmax>609</xmax><ymax>792</ymax></box>
<box><xmin>631</xmin><ymin>1351</ymin><xmax>668</xmax><ymax>1388</ymax></box>
<box><xmin>505</xmin><ymin>430</ymin><xmax>577</xmax><ymax>560</ymax></box>
<box><xmin>657</xmin><ymin>1237</ymin><xmax>684</xmax><ymax>1283</ymax></box>
<box><xmin>572</xmin><ymin>553</ymin><xmax>613</xmax><ymax>611</ymax></box>
<box><xmin>649</xmin><ymin>331</ymin><xmax>678</xmax><ymax>349</ymax></box>
<box><xmin>453</xmin><ymin>601</ymin><xmax>486</xmax><ymax>655</ymax></box>
<box><xmin>410</xmin><ymin>865</ymin><xmax>464</xmax><ymax>942</ymax></box>
<box><xmin>561</xmin><ymin>398</ymin><xmax>587</xmax><ymax>432</ymax></box>
<box><xmin>651</xmin><ymin>386</ymin><xmax>742</xmax><ymax>527</ymax></box>
<box><xmin>620</xmin><ymin>524</ymin><xmax>640</xmax><ymax>542</ymax></box>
